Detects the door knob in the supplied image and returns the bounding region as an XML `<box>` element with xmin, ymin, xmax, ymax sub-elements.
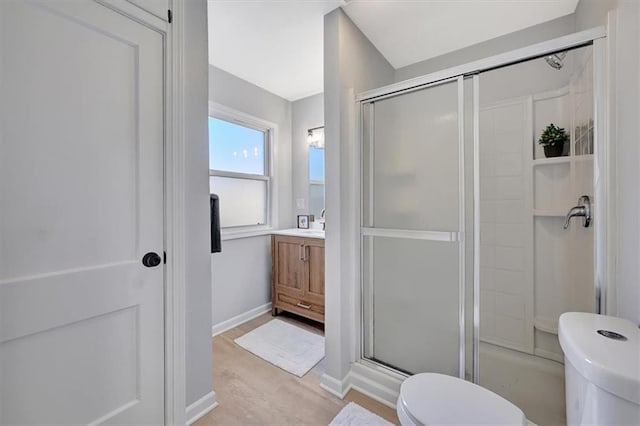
<box><xmin>142</xmin><ymin>252</ymin><xmax>162</xmax><ymax>268</ymax></box>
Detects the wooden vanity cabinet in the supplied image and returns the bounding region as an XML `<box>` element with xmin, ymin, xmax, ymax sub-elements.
<box><xmin>271</xmin><ymin>234</ymin><xmax>325</xmax><ymax>323</ymax></box>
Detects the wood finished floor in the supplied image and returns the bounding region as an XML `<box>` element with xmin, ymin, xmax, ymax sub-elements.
<box><xmin>194</xmin><ymin>312</ymin><xmax>399</xmax><ymax>425</ymax></box>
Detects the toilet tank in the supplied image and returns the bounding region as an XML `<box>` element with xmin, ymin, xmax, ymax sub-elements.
<box><xmin>559</xmin><ymin>312</ymin><xmax>640</xmax><ymax>425</ymax></box>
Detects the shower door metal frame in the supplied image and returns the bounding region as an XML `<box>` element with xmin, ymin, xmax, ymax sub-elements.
<box><xmin>359</xmin><ymin>75</ymin><xmax>468</xmax><ymax>379</ymax></box>
<box><xmin>356</xmin><ymin>26</ymin><xmax>609</xmax><ymax>385</ymax></box>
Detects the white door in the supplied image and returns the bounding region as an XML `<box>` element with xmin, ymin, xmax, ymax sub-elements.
<box><xmin>0</xmin><ymin>1</ymin><xmax>165</xmax><ymax>424</ymax></box>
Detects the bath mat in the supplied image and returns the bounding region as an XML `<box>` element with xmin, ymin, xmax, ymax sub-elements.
<box><xmin>234</xmin><ymin>319</ymin><xmax>324</xmax><ymax>377</ymax></box>
<box><xmin>329</xmin><ymin>402</ymin><xmax>394</xmax><ymax>426</ymax></box>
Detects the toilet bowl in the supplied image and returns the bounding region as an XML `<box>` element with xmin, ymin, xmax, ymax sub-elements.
<box><xmin>397</xmin><ymin>373</ymin><xmax>527</xmax><ymax>425</ymax></box>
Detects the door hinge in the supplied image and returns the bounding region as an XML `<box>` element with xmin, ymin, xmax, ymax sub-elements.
<box><xmin>167</xmin><ymin>9</ymin><xmax>172</xmax><ymax>23</ymax></box>
<box><xmin>163</xmin><ymin>251</ymin><xmax>167</xmax><ymax>264</ymax></box>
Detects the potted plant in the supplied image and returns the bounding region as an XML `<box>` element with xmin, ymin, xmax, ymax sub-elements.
<box><xmin>538</xmin><ymin>123</ymin><xmax>569</xmax><ymax>158</ymax></box>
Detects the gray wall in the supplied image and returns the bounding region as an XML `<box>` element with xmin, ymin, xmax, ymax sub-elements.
<box><xmin>292</xmin><ymin>93</ymin><xmax>324</xmax><ymax>217</ymax></box>
<box><xmin>575</xmin><ymin>0</ymin><xmax>640</xmax><ymax>324</ymax></box>
<box><xmin>323</xmin><ymin>8</ymin><xmax>395</xmax><ymax>385</ymax></box>
<box><xmin>210</xmin><ymin>236</ymin><xmax>271</xmax><ymax>325</ymax></box>
<box><xmin>208</xmin><ymin>65</ymin><xmax>293</xmax><ymax>328</ymax></box>
<box><xmin>184</xmin><ymin>0</ymin><xmax>214</xmax><ymax>408</ymax></box>
<box><xmin>395</xmin><ymin>14</ymin><xmax>576</xmax><ymax>81</ymax></box>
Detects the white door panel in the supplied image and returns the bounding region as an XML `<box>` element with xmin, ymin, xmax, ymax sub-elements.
<box><xmin>127</xmin><ymin>0</ymin><xmax>170</xmax><ymax>21</ymax></box>
<box><xmin>0</xmin><ymin>0</ymin><xmax>165</xmax><ymax>424</ymax></box>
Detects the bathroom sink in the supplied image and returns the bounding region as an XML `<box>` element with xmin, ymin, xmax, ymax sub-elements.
<box><xmin>272</xmin><ymin>228</ymin><xmax>325</xmax><ymax>239</ymax></box>
<box><xmin>299</xmin><ymin>229</ymin><xmax>324</xmax><ymax>235</ymax></box>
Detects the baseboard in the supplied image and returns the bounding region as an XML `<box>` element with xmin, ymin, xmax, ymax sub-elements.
<box><xmin>348</xmin><ymin>362</ymin><xmax>402</xmax><ymax>409</ymax></box>
<box><xmin>320</xmin><ymin>362</ymin><xmax>402</xmax><ymax>410</ymax></box>
<box><xmin>211</xmin><ymin>303</ymin><xmax>272</xmax><ymax>337</ymax></box>
<box><xmin>320</xmin><ymin>372</ymin><xmax>351</xmax><ymax>399</ymax></box>
<box><xmin>186</xmin><ymin>391</ymin><xmax>217</xmax><ymax>425</ymax></box>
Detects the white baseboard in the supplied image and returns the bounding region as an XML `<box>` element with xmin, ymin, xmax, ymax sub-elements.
<box><xmin>320</xmin><ymin>372</ymin><xmax>351</xmax><ymax>399</ymax></box>
<box><xmin>320</xmin><ymin>362</ymin><xmax>403</xmax><ymax>410</ymax></box>
<box><xmin>211</xmin><ymin>303</ymin><xmax>272</xmax><ymax>337</ymax></box>
<box><xmin>186</xmin><ymin>391</ymin><xmax>217</xmax><ymax>425</ymax></box>
<box><xmin>348</xmin><ymin>362</ymin><xmax>402</xmax><ymax>409</ymax></box>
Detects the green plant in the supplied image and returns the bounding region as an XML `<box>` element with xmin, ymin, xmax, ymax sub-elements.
<box><xmin>538</xmin><ymin>123</ymin><xmax>569</xmax><ymax>147</ymax></box>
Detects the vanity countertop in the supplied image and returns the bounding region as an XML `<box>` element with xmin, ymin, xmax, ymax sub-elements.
<box><xmin>272</xmin><ymin>228</ymin><xmax>325</xmax><ymax>239</ymax></box>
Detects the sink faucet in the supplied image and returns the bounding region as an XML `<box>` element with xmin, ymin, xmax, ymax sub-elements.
<box><xmin>320</xmin><ymin>209</ymin><xmax>325</xmax><ymax>231</ymax></box>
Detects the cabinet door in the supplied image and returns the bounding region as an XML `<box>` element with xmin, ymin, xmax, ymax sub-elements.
<box><xmin>305</xmin><ymin>238</ymin><xmax>325</xmax><ymax>306</ymax></box>
<box><xmin>273</xmin><ymin>236</ymin><xmax>306</xmax><ymax>299</ymax></box>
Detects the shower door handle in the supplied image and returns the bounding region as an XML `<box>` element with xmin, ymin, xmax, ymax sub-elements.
<box><xmin>564</xmin><ymin>195</ymin><xmax>591</xmax><ymax>229</ymax></box>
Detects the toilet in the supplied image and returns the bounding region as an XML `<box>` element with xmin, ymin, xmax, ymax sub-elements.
<box><xmin>559</xmin><ymin>312</ymin><xmax>640</xmax><ymax>425</ymax></box>
<box><xmin>397</xmin><ymin>373</ymin><xmax>527</xmax><ymax>425</ymax></box>
<box><xmin>397</xmin><ymin>312</ymin><xmax>639</xmax><ymax>425</ymax></box>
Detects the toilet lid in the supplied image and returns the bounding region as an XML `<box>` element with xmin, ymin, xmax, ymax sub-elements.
<box><xmin>400</xmin><ymin>373</ymin><xmax>526</xmax><ymax>425</ymax></box>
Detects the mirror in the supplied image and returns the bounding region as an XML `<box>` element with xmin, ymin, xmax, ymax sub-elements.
<box><xmin>308</xmin><ymin>127</ymin><xmax>325</xmax><ymax>219</ymax></box>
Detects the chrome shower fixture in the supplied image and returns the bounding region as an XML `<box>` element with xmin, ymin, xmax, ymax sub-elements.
<box><xmin>545</xmin><ymin>51</ymin><xmax>567</xmax><ymax>70</ymax></box>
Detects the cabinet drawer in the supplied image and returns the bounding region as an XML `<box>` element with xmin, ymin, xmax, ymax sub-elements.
<box><xmin>275</xmin><ymin>292</ymin><xmax>324</xmax><ymax>323</ymax></box>
<box><xmin>277</xmin><ymin>293</ymin><xmax>324</xmax><ymax>315</ymax></box>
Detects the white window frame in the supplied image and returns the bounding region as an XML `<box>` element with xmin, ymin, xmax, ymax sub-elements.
<box><xmin>208</xmin><ymin>102</ymin><xmax>278</xmax><ymax>239</ymax></box>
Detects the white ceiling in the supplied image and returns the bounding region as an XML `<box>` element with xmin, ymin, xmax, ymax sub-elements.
<box><xmin>208</xmin><ymin>0</ymin><xmax>579</xmax><ymax>102</ymax></box>
<box><xmin>208</xmin><ymin>0</ymin><xmax>342</xmax><ymax>102</ymax></box>
<box><xmin>341</xmin><ymin>0</ymin><xmax>580</xmax><ymax>69</ymax></box>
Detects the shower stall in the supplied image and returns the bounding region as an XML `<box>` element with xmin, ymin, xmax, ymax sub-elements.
<box><xmin>357</xmin><ymin>30</ymin><xmax>607</xmax><ymax>426</ymax></box>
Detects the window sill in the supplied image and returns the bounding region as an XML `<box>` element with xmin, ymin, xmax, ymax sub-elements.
<box><xmin>221</xmin><ymin>227</ymin><xmax>274</xmax><ymax>241</ymax></box>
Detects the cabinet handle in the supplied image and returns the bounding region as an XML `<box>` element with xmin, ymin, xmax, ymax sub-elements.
<box><xmin>296</xmin><ymin>302</ymin><xmax>311</xmax><ymax>310</ymax></box>
<box><xmin>299</xmin><ymin>244</ymin><xmax>309</xmax><ymax>261</ymax></box>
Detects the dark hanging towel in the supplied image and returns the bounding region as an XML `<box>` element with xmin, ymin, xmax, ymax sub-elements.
<box><xmin>210</xmin><ymin>194</ymin><xmax>222</xmax><ymax>253</ymax></box>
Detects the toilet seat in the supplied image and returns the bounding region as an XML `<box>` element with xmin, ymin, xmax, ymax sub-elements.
<box><xmin>398</xmin><ymin>373</ymin><xmax>526</xmax><ymax>425</ymax></box>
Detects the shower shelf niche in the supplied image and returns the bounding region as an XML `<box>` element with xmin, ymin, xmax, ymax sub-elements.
<box><xmin>534</xmin><ymin>317</ymin><xmax>559</xmax><ymax>335</ymax></box>
<box><xmin>533</xmin><ymin>209</ymin><xmax>566</xmax><ymax>217</ymax></box>
<box><xmin>532</xmin><ymin>157</ymin><xmax>571</xmax><ymax>166</ymax></box>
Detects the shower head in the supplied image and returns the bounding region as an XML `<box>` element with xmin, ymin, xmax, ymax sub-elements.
<box><xmin>545</xmin><ymin>51</ymin><xmax>567</xmax><ymax>70</ymax></box>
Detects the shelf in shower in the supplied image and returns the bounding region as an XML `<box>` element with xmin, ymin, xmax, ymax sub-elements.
<box><xmin>574</xmin><ymin>154</ymin><xmax>595</xmax><ymax>162</ymax></box>
<box><xmin>534</xmin><ymin>317</ymin><xmax>558</xmax><ymax>335</ymax></box>
<box><xmin>532</xmin><ymin>157</ymin><xmax>571</xmax><ymax>166</ymax></box>
<box><xmin>533</xmin><ymin>209</ymin><xmax>566</xmax><ymax>217</ymax></box>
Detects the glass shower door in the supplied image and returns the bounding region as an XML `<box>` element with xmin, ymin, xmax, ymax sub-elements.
<box><xmin>361</xmin><ymin>77</ymin><xmax>472</xmax><ymax>378</ymax></box>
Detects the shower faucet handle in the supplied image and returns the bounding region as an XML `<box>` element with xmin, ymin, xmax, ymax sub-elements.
<box><xmin>564</xmin><ymin>195</ymin><xmax>591</xmax><ymax>229</ymax></box>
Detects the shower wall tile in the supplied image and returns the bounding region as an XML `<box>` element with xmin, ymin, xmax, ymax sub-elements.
<box><xmin>495</xmin><ymin>224</ymin><xmax>525</xmax><ymax>247</ymax></box>
<box><xmin>480</xmin><ymin>267</ymin><xmax>495</xmax><ymax>291</ymax></box>
<box><xmin>480</xmin><ymin>290</ymin><xmax>496</xmax><ymax>312</ymax></box>
<box><xmin>494</xmin><ymin>153</ymin><xmax>523</xmax><ymax>176</ymax></box>
<box><xmin>480</xmin><ymin>222</ymin><xmax>496</xmax><ymax>245</ymax></box>
<box><xmin>480</xmin><ymin>312</ymin><xmax>496</xmax><ymax>338</ymax></box>
<box><xmin>495</xmin><ymin>246</ymin><xmax>524</xmax><ymax>271</ymax></box>
<box><xmin>493</xmin><ymin>104</ymin><xmax>525</xmax><ymax>132</ymax></box>
<box><xmin>480</xmin><ymin>244</ymin><xmax>496</xmax><ymax>268</ymax></box>
<box><xmin>495</xmin><ymin>316</ymin><xmax>525</xmax><ymax>345</ymax></box>
<box><xmin>480</xmin><ymin>177</ymin><xmax>498</xmax><ymax>200</ymax></box>
<box><xmin>495</xmin><ymin>200</ymin><xmax>525</xmax><ymax>223</ymax></box>
<box><xmin>495</xmin><ymin>176</ymin><xmax>524</xmax><ymax>200</ymax></box>
<box><xmin>494</xmin><ymin>130</ymin><xmax>523</xmax><ymax>154</ymax></box>
<box><xmin>480</xmin><ymin>155</ymin><xmax>494</xmax><ymax>177</ymax></box>
<box><xmin>479</xmin><ymin>101</ymin><xmax>529</xmax><ymax>352</ymax></box>
<box><xmin>493</xmin><ymin>269</ymin><xmax>525</xmax><ymax>295</ymax></box>
<box><xmin>495</xmin><ymin>293</ymin><xmax>525</xmax><ymax>319</ymax></box>
<box><xmin>480</xmin><ymin>201</ymin><xmax>496</xmax><ymax>223</ymax></box>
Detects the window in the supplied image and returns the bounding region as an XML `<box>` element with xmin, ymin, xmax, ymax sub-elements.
<box><xmin>208</xmin><ymin>110</ymin><xmax>272</xmax><ymax>230</ymax></box>
<box><xmin>308</xmin><ymin>127</ymin><xmax>325</xmax><ymax>218</ymax></box>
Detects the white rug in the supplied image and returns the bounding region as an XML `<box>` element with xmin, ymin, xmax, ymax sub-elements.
<box><xmin>234</xmin><ymin>319</ymin><xmax>324</xmax><ymax>377</ymax></box>
<box><xmin>329</xmin><ymin>402</ymin><xmax>394</xmax><ymax>426</ymax></box>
